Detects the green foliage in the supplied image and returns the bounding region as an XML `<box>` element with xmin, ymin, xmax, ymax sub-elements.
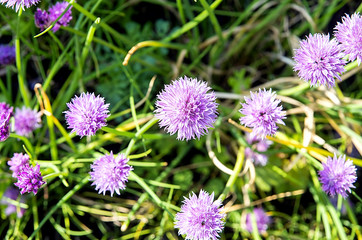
<box><xmin>0</xmin><ymin>0</ymin><xmax>361</xmax><ymax>239</ymax></box>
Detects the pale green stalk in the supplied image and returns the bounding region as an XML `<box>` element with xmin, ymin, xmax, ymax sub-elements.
<box><xmin>15</xmin><ymin>8</ymin><xmax>30</xmax><ymax>106</ymax></box>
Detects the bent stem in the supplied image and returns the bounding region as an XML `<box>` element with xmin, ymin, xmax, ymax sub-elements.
<box><xmin>218</xmin><ymin>146</ymin><xmax>245</xmax><ymax>202</ymax></box>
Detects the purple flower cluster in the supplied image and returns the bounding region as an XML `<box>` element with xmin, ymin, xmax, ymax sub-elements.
<box><xmin>0</xmin><ymin>44</ymin><xmax>15</xmax><ymax>65</ymax></box>
<box><xmin>155</xmin><ymin>76</ymin><xmax>218</xmax><ymax>141</ymax></box>
<box><xmin>34</xmin><ymin>8</ymin><xmax>50</xmax><ymax>31</ymax></box>
<box><xmin>8</xmin><ymin>153</ymin><xmax>45</xmax><ymax>195</ymax></box>
<box><xmin>0</xmin><ymin>187</ymin><xmax>26</xmax><ymax>217</ymax></box>
<box><xmin>245</xmin><ymin>207</ymin><xmax>271</xmax><ymax>233</ymax></box>
<box><xmin>89</xmin><ymin>152</ymin><xmax>133</xmax><ymax>197</ymax></box>
<box><xmin>0</xmin><ymin>0</ymin><xmax>40</xmax><ymax>12</ymax></box>
<box><xmin>293</xmin><ymin>34</ymin><xmax>346</xmax><ymax>88</ymax></box>
<box><xmin>34</xmin><ymin>1</ymin><xmax>72</xmax><ymax>32</ymax></box>
<box><xmin>15</xmin><ymin>164</ymin><xmax>45</xmax><ymax>195</ymax></box>
<box><xmin>174</xmin><ymin>190</ymin><xmax>225</xmax><ymax>240</ymax></box>
<box><xmin>318</xmin><ymin>153</ymin><xmax>357</xmax><ymax>198</ymax></box>
<box><xmin>245</xmin><ymin>133</ymin><xmax>272</xmax><ymax>166</ymax></box>
<box><xmin>334</xmin><ymin>13</ymin><xmax>362</xmax><ymax>66</ymax></box>
<box><xmin>239</xmin><ymin>89</ymin><xmax>286</xmax><ymax>139</ymax></box>
<box><xmin>0</xmin><ymin>102</ymin><xmax>13</xmax><ymax>142</ymax></box>
<box><xmin>64</xmin><ymin>92</ymin><xmax>110</xmax><ymax>137</ymax></box>
<box><xmin>8</xmin><ymin>153</ymin><xmax>29</xmax><ymax>177</ymax></box>
<box><xmin>14</xmin><ymin>106</ymin><xmax>41</xmax><ymax>137</ymax></box>
<box><xmin>293</xmin><ymin>12</ymin><xmax>361</xmax><ymax>87</ymax></box>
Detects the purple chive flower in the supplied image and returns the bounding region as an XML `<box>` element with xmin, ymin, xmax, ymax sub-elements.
<box><xmin>0</xmin><ymin>102</ymin><xmax>13</xmax><ymax>142</ymax></box>
<box><xmin>64</xmin><ymin>92</ymin><xmax>110</xmax><ymax>137</ymax></box>
<box><xmin>8</xmin><ymin>153</ymin><xmax>30</xmax><ymax>178</ymax></box>
<box><xmin>0</xmin><ymin>44</ymin><xmax>15</xmax><ymax>65</ymax></box>
<box><xmin>293</xmin><ymin>33</ymin><xmax>346</xmax><ymax>88</ymax></box>
<box><xmin>174</xmin><ymin>190</ymin><xmax>225</xmax><ymax>240</ymax></box>
<box><xmin>334</xmin><ymin>13</ymin><xmax>362</xmax><ymax>66</ymax></box>
<box><xmin>239</xmin><ymin>89</ymin><xmax>286</xmax><ymax>139</ymax></box>
<box><xmin>155</xmin><ymin>76</ymin><xmax>218</xmax><ymax>141</ymax></box>
<box><xmin>14</xmin><ymin>164</ymin><xmax>45</xmax><ymax>195</ymax></box>
<box><xmin>245</xmin><ymin>133</ymin><xmax>272</xmax><ymax>166</ymax></box>
<box><xmin>0</xmin><ymin>187</ymin><xmax>26</xmax><ymax>217</ymax></box>
<box><xmin>318</xmin><ymin>153</ymin><xmax>357</xmax><ymax>198</ymax></box>
<box><xmin>34</xmin><ymin>8</ymin><xmax>50</xmax><ymax>31</ymax></box>
<box><xmin>245</xmin><ymin>207</ymin><xmax>271</xmax><ymax>233</ymax></box>
<box><xmin>48</xmin><ymin>1</ymin><xmax>72</xmax><ymax>32</ymax></box>
<box><xmin>14</xmin><ymin>106</ymin><xmax>41</xmax><ymax>137</ymax></box>
<box><xmin>89</xmin><ymin>152</ymin><xmax>133</xmax><ymax>197</ymax></box>
<box><xmin>0</xmin><ymin>0</ymin><xmax>40</xmax><ymax>12</ymax></box>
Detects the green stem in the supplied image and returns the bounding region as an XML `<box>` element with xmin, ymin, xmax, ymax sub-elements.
<box><xmin>124</xmin><ymin>117</ymin><xmax>159</xmax><ymax>156</ymax></box>
<box><xmin>218</xmin><ymin>146</ymin><xmax>244</xmax><ymax>202</ymax></box>
<box><xmin>164</xmin><ymin>0</ymin><xmax>223</xmax><ymax>42</ymax></box>
<box><xmin>28</xmin><ymin>176</ymin><xmax>89</xmax><ymax>240</ymax></box>
<box><xmin>34</xmin><ymin>0</ymin><xmax>74</xmax><ymax>38</ymax></box>
<box><xmin>16</xmin><ymin>9</ymin><xmax>30</xmax><ymax>107</ymax></box>
<box><xmin>32</xmin><ymin>196</ymin><xmax>40</xmax><ymax>240</ymax></box>
<box><xmin>199</xmin><ymin>0</ymin><xmax>224</xmax><ymax>43</ymax></box>
<box><xmin>9</xmin><ymin>133</ymin><xmax>35</xmax><ymax>159</ymax></box>
<box><xmin>129</xmin><ymin>172</ymin><xmax>174</xmax><ymax>218</ymax></box>
<box><xmin>65</xmin><ymin>0</ymin><xmax>131</xmax><ymax>45</ymax></box>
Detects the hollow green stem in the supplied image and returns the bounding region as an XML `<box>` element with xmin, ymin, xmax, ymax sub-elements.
<box><xmin>124</xmin><ymin>117</ymin><xmax>159</xmax><ymax>156</ymax></box>
<box><xmin>218</xmin><ymin>146</ymin><xmax>244</xmax><ymax>202</ymax></box>
<box><xmin>16</xmin><ymin>9</ymin><xmax>30</xmax><ymax>107</ymax></box>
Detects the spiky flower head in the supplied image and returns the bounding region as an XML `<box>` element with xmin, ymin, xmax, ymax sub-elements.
<box><xmin>0</xmin><ymin>187</ymin><xmax>26</xmax><ymax>217</ymax></box>
<box><xmin>0</xmin><ymin>0</ymin><xmax>40</xmax><ymax>12</ymax></box>
<box><xmin>0</xmin><ymin>44</ymin><xmax>15</xmax><ymax>65</ymax></box>
<box><xmin>34</xmin><ymin>8</ymin><xmax>50</xmax><ymax>31</ymax></box>
<box><xmin>174</xmin><ymin>190</ymin><xmax>225</xmax><ymax>240</ymax></box>
<box><xmin>0</xmin><ymin>102</ymin><xmax>13</xmax><ymax>142</ymax></box>
<box><xmin>89</xmin><ymin>152</ymin><xmax>133</xmax><ymax>197</ymax></box>
<box><xmin>245</xmin><ymin>207</ymin><xmax>271</xmax><ymax>233</ymax></box>
<box><xmin>334</xmin><ymin>13</ymin><xmax>362</xmax><ymax>66</ymax></box>
<box><xmin>14</xmin><ymin>164</ymin><xmax>45</xmax><ymax>195</ymax></box>
<box><xmin>8</xmin><ymin>153</ymin><xmax>30</xmax><ymax>178</ymax></box>
<box><xmin>318</xmin><ymin>153</ymin><xmax>357</xmax><ymax>198</ymax></box>
<box><xmin>64</xmin><ymin>92</ymin><xmax>110</xmax><ymax>137</ymax></box>
<box><xmin>14</xmin><ymin>106</ymin><xmax>41</xmax><ymax>137</ymax></box>
<box><xmin>245</xmin><ymin>133</ymin><xmax>272</xmax><ymax>166</ymax></box>
<box><xmin>48</xmin><ymin>1</ymin><xmax>72</xmax><ymax>32</ymax></box>
<box><xmin>239</xmin><ymin>89</ymin><xmax>286</xmax><ymax>139</ymax></box>
<box><xmin>293</xmin><ymin>33</ymin><xmax>346</xmax><ymax>88</ymax></box>
<box><xmin>155</xmin><ymin>76</ymin><xmax>218</xmax><ymax>141</ymax></box>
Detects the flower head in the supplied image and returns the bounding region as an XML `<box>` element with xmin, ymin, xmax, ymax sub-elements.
<box><xmin>89</xmin><ymin>152</ymin><xmax>133</xmax><ymax>197</ymax></box>
<box><xmin>293</xmin><ymin>33</ymin><xmax>346</xmax><ymax>88</ymax></box>
<box><xmin>174</xmin><ymin>190</ymin><xmax>225</xmax><ymax>240</ymax></box>
<box><xmin>0</xmin><ymin>187</ymin><xmax>26</xmax><ymax>217</ymax></box>
<box><xmin>8</xmin><ymin>153</ymin><xmax>30</xmax><ymax>178</ymax></box>
<box><xmin>0</xmin><ymin>0</ymin><xmax>40</xmax><ymax>12</ymax></box>
<box><xmin>155</xmin><ymin>76</ymin><xmax>218</xmax><ymax>141</ymax></box>
<box><xmin>245</xmin><ymin>133</ymin><xmax>272</xmax><ymax>166</ymax></box>
<box><xmin>48</xmin><ymin>1</ymin><xmax>72</xmax><ymax>32</ymax></box>
<box><xmin>64</xmin><ymin>92</ymin><xmax>110</xmax><ymax>137</ymax></box>
<box><xmin>239</xmin><ymin>89</ymin><xmax>285</xmax><ymax>139</ymax></box>
<box><xmin>34</xmin><ymin>8</ymin><xmax>50</xmax><ymax>31</ymax></box>
<box><xmin>14</xmin><ymin>106</ymin><xmax>41</xmax><ymax>137</ymax></box>
<box><xmin>0</xmin><ymin>102</ymin><xmax>13</xmax><ymax>142</ymax></box>
<box><xmin>0</xmin><ymin>44</ymin><xmax>15</xmax><ymax>65</ymax></box>
<box><xmin>245</xmin><ymin>207</ymin><xmax>271</xmax><ymax>233</ymax></box>
<box><xmin>334</xmin><ymin>13</ymin><xmax>362</xmax><ymax>66</ymax></box>
<box><xmin>14</xmin><ymin>164</ymin><xmax>45</xmax><ymax>195</ymax></box>
<box><xmin>318</xmin><ymin>153</ymin><xmax>357</xmax><ymax>198</ymax></box>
